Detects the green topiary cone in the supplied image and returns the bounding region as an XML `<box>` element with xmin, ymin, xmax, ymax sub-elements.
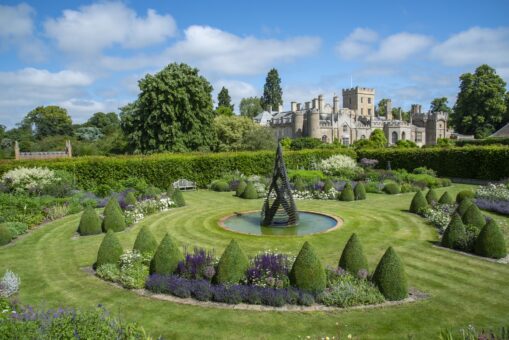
<box><xmin>425</xmin><ymin>189</ymin><xmax>439</xmax><ymax>205</ymax></box>
<box><xmin>323</xmin><ymin>179</ymin><xmax>334</xmax><ymax>192</ymax></box>
<box><xmin>409</xmin><ymin>191</ymin><xmax>428</xmax><ymax>214</ymax></box>
<box><xmin>214</xmin><ymin>240</ymin><xmax>249</xmax><ymax>284</ymax></box>
<box><xmin>441</xmin><ymin>213</ymin><xmax>466</xmax><ymax>250</ymax></box>
<box><xmin>171</xmin><ymin>189</ymin><xmax>186</xmax><ymax>207</ymax></box>
<box><xmin>462</xmin><ymin>204</ymin><xmax>486</xmax><ymax>229</ymax></box>
<box><xmin>438</xmin><ymin>191</ymin><xmax>454</xmax><ymax>205</ymax></box>
<box><xmin>372</xmin><ymin>246</ymin><xmax>408</xmax><ymax>301</ymax></box>
<box><xmin>125</xmin><ymin>191</ymin><xmax>137</xmax><ymax>206</ymax></box>
<box><xmin>338</xmin><ymin>233</ymin><xmax>369</xmax><ymax>275</ymax></box>
<box><xmin>102</xmin><ymin>198</ymin><xmax>126</xmax><ymax>232</ymax></box>
<box><xmin>474</xmin><ymin>220</ymin><xmax>507</xmax><ymax>259</ymax></box>
<box><xmin>383</xmin><ymin>183</ymin><xmax>401</xmax><ymax>195</ymax></box>
<box><xmin>96</xmin><ymin>230</ymin><xmax>123</xmax><ymax>268</ymax></box>
<box><xmin>78</xmin><ymin>207</ymin><xmax>102</xmax><ymax>236</ymax></box>
<box><xmin>150</xmin><ymin>233</ymin><xmax>183</xmax><ymax>275</ymax></box>
<box><xmin>457</xmin><ymin>198</ymin><xmax>473</xmax><ymax>216</ymax></box>
<box><xmin>133</xmin><ymin>226</ymin><xmax>158</xmax><ymax>256</ymax></box>
<box><xmin>456</xmin><ymin>190</ymin><xmax>475</xmax><ymax>203</ymax></box>
<box><xmin>339</xmin><ymin>183</ymin><xmax>355</xmax><ymax>201</ymax></box>
<box><xmin>289</xmin><ymin>241</ymin><xmax>326</xmax><ymax>292</ymax></box>
<box><xmin>241</xmin><ymin>182</ymin><xmax>259</xmax><ymax>199</ymax></box>
<box><xmin>0</xmin><ymin>224</ymin><xmax>13</xmax><ymax>246</ymax></box>
<box><xmin>235</xmin><ymin>180</ymin><xmax>247</xmax><ymax>197</ymax></box>
<box><xmin>354</xmin><ymin>182</ymin><xmax>366</xmax><ymax>200</ymax></box>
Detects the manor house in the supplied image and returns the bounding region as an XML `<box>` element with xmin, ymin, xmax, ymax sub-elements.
<box><xmin>254</xmin><ymin>87</ymin><xmax>451</xmax><ymax>146</ymax></box>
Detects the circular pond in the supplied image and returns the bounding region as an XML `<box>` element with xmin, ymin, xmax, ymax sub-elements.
<box><xmin>219</xmin><ymin>211</ymin><xmax>341</xmax><ymax>236</ymax></box>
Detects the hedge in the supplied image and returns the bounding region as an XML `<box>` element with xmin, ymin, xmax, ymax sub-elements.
<box><xmin>455</xmin><ymin>138</ymin><xmax>509</xmax><ymax>147</ymax></box>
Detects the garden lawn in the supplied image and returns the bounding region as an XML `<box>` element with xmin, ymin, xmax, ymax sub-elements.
<box><xmin>0</xmin><ymin>184</ymin><xmax>508</xmax><ymax>339</ymax></box>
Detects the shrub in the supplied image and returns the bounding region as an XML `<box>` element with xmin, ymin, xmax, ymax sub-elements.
<box><xmin>214</xmin><ymin>240</ymin><xmax>249</xmax><ymax>284</ymax></box>
<box><xmin>177</xmin><ymin>248</ymin><xmax>216</xmax><ymax>281</ymax></box>
<box><xmin>96</xmin><ymin>263</ymin><xmax>120</xmax><ymax>282</ymax></box>
<box><xmin>339</xmin><ymin>183</ymin><xmax>355</xmax><ymax>201</ymax></box>
<box><xmin>150</xmin><ymin>233</ymin><xmax>183</xmax><ymax>275</ymax></box>
<box><xmin>462</xmin><ymin>204</ymin><xmax>486</xmax><ymax>229</ymax></box>
<box><xmin>323</xmin><ymin>179</ymin><xmax>334</xmax><ymax>192</ymax></box>
<box><xmin>77</xmin><ymin>207</ymin><xmax>102</xmax><ymax>236</ymax></box>
<box><xmin>457</xmin><ymin>198</ymin><xmax>474</xmax><ymax>216</ymax></box>
<box><xmin>441</xmin><ymin>213</ymin><xmax>466</xmax><ymax>250</ymax></box>
<box><xmin>318</xmin><ymin>154</ymin><xmax>360</xmax><ymax>178</ymax></box>
<box><xmin>125</xmin><ymin>191</ymin><xmax>137</xmax><ymax>206</ymax></box>
<box><xmin>211</xmin><ymin>180</ymin><xmax>230</xmax><ymax>192</ymax></box>
<box><xmin>0</xmin><ymin>225</ymin><xmax>13</xmax><ymax>246</ymax></box>
<box><xmin>96</xmin><ymin>230</ymin><xmax>123</xmax><ymax>268</ymax></box>
<box><xmin>413</xmin><ymin>166</ymin><xmax>437</xmax><ymax>176</ymax></box>
<box><xmin>354</xmin><ymin>182</ymin><xmax>366</xmax><ymax>200</ymax></box>
<box><xmin>2</xmin><ymin>222</ymin><xmax>28</xmax><ymax>238</ymax></box>
<box><xmin>289</xmin><ymin>241</ymin><xmax>326</xmax><ymax>292</ymax></box>
<box><xmin>383</xmin><ymin>183</ymin><xmax>401</xmax><ymax>195</ymax></box>
<box><xmin>474</xmin><ymin>220</ymin><xmax>507</xmax><ymax>259</ymax></box>
<box><xmin>102</xmin><ymin>198</ymin><xmax>126</xmax><ymax>232</ymax></box>
<box><xmin>438</xmin><ymin>191</ymin><xmax>454</xmax><ymax>205</ymax></box>
<box><xmin>241</xmin><ymin>182</ymin><xmax>259</xmax><ymax>199</ymax></box>
<box><xmin>119</xmin><ymin>261</ymin><xmax>149</xmax><ymax>289</ymax></box>
<box><xmin>293</xmin><ymin>177</ymin><xmax>306</xmax><ymax>191</ymax></box>
<box><xmin>171</xmin><ymin>189</ymin><xmax>186</xmax><ymax>207</ymax></box>
<box><xmin>0</xmin><ymin>269</ymin><xmax>20</xmax><ymax>297</ymax></box>
<box><xmin>298</xmin><ymin>293</ymin><xmax>315</xmax><ymax>306</ymax></box>
<box><xmin>425</xmin><ymin>188</ymin><xmax>439</xmax><ymax>204</ymax></box>
<box><xmin>338</xmin><ymin>233</ymin><xmax>369</xmax><ymax>275</ymax></box>
<box><xmin>409</xmin><ymin>191</ymin><xmax>428</xmax><ymax>214</ymax></box>
<box><xmin>318</xmin><ymin>272</ymin><xmax>384</xmax><ymax>307</ymax></box>
<box><xmin>133</xmin><ymin>226</ymin><xmax>158</xmax><ymax>256</ymax></box>
<box><xmin>456</xmin><ymin>190</ymin><xmax>475</xmax><ymax>203</ymax></box>
<box><xmin>372</xmin><ymin>247</ymin><xmax>407</xmax><ymax>301</ymax></box>
<box><xmin>235</xmin><ymin>180</ymin><xmax>247</xmax><ymax>197</ymax></box>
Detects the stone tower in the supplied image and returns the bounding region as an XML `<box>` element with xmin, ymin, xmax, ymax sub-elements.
<box><xmin>342</xmin><ymin>87</ymin><xmax>375</xmax><ymax>118</ymax></box>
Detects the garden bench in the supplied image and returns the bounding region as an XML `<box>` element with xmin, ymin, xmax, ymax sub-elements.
<box><xmin>173</xmin><ymin>179</ymin><xmax>196</xmax><ymax>191</ymax></box>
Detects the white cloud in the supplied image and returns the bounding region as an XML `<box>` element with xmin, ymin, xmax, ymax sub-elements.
<box><xmin>0</xmin><ymin>3</ymin><xmax>34</xmax><ymax>39</ymax></box>
<box><xmin>0</xmin><ymin>68</ymin><xmax>93</xmax><ymax>87</ymax></box>
<box><xmin>57</xmin><ymin>98</ymin><xmax>126</xmax><ymax>122</ymax></box>
<box><xmin>335</xmin><ymin>28</ymin><xmax>378</xmax><ymax>59</ymax></box>
<box><xmin>431</xmin><ymin>26</ymin><xmax>509</xmax><ymax>67</ymax></box>
<box><xmin>44</xmin><ymin>2</ymin><xmax>177</xmax><ymax>55</ymax></box>
<box><xmin>367</xmin><ymin>33</ymin><xmax>433</xmax><ymax>62</ymax></box>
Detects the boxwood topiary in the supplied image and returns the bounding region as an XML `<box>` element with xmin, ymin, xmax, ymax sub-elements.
<box><xmin>78</xmin><ymin>207</ymin><xmax>102</xmax><ymax>236</ymax></box>
<box><xmin>323</xmin><ymin>179</ymin><xmax>334</xmax><ymax>192</ymax></box>
<box><xmin>0</xmin><ymin>224</ymin><xmax>13</xmax><ymax>246</ymax></box>
<box><xmin>372</xmin><ymin>246</ymin><xmax>407</xmax><ymax>301</ymax></box>
<box><xmin>339</xmin><ymin>183</ymin><xmax>355</xmax><ymax>201</ymax></box>
<box><xmin>241</xmin><ymin>183</ymin><xmax>259</xmax><ymax>199</ymax></box>
<box><xmin>125</xmin><ymin>191</ymin><xmax>137</xmax><ymax>206</ymax></box>
<box><xmin>133</xmin><ymin>226</ymin><xmax>158</xmax><ymax>256</ymax></box>
<box><xmin>293</xmin><ymin>177</ymin><xmax>306</xmax><ymax>192</ymax></box>
<box><xmin>438</xmin><ymin>191</ymin><xmax>454</xmax><ymax>205</ymax></box>
<box><xmin>150</xmin><ymin>233</ymin><xmax>183</xmax><ymax>275</ymax></box>
<box><xmin>474</xmin><ymin>220</ymin><xmax>507</xmax><ymax>259</ymax></box>
<box><xmin>102</xmin><ymin>198</ymin><xmax>126</xmax><ymax>232</ymax></box>
<box><xmin>235</xmin><ymin>180</ymin><xmax>247</xmax><ymax>197</ymax></box>
<box><xmin>338</xmin><ymin>233</ymin><xmax>368</xmax><ymax>275</ymax></box>
<box><xmin>354</xmin><ymin>182</ymin><xmax>366</xmax><ymax>200</ymax></box>
<box><xmin>211</xmin><ymin>180</ymin><xmax>230</xmax><ymax>192</ymax></box>
<box><xmin>171</xmin><ymin>189</ymin><xmax>186</xmax><ymax>207</ymax></box>
<box><xmin>425</xmin><ymin>188</ymin><xmax>439</xmax><ymax>204</ymax></box>
<box><xmin>214</xmin><ymin>240</ymin><xmax>249</xmax><ymax>284</ymax></box>
<box><xmin>441</xmin><ymin>213</ymin><xmax>466</xmax><ymax>250</ymax></box>
<box><xmin>96</xmin><ymin>230</ymin><xmax>123</xmax><ymax>268</ymax></box>
<box><xmin>383</xmin><ymin>183</ymin><xmax>400</xmax><ymax>195</ymax></box>
<box><xmin>289</xmin><ymin>241</ymin><xmax>326</xmax><ymax>292</ymax></box>
<box><xmin>457</xmin><ymin>198</ymin><xmax>473</xmax><ymax>216</ymax></box>
<box><xmin>409</xmin><ymin>190</ymin><xmax>428</xmax><ymax>214</ymax></box>
<box><xmin>462</xmin><ymin>204</ymin><xmax>486</xmax><ymax>229</ymax></box>
<box><xmin>456</xmin><ymin>190</ymin><xmax>475</xmax><ymax>203</ymax></box>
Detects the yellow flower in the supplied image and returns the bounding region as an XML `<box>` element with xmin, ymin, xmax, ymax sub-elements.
<box><xmin>347</xmin><ymin>335</ymin><xmax>352</xmax><ymax>339</ymax></box>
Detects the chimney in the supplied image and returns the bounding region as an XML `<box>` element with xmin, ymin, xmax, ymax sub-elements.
<box><xmin>318</xmin><ymin>95</ymin><xmax>324</xmax><ymax>111</ymax></box>
<box><xmin>386</xmin><ymin>99</ymin><xmax>393</xmax><ymax>119</ymax></box>
<box><xmin>305</xmin><ymin>102</ymin><xmax>310</xmax><ymax>110</ymax></box>
<box><xmin>312</xmin><ymin>98</ymin><xmax>318</xmax><ymax>109</ymax></box>
<box><xmin>267</xmin><ymin>105</ymin><xmax>272</xmax><ymax>113</ymax></box>
<box><xmin>278</xmin><ymin>104</ymin><xmax>283</xmax><ymax>113</ymax></box>
<box><xmin>296</xmin><ymin>103</ymin><xmax>301</xmax><ymax>111</ymax></box>
<box><xmin>291</xmin><ymin>101</ymin><xmax>297</xmax><ymax>112</ymax></box>
<box><xmin>333</xmin><ymin>96</ymin><xmax>339</xmax><ymax>113</ymax></box>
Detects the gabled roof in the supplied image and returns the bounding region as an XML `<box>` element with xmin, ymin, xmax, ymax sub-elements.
<box><xmin>491</xmin><ymin>123</ymin><xmax>509</xmax><ymax>138</ymax></box>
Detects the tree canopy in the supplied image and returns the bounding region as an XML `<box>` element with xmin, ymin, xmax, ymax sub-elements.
<box><xmin>239</xmin><ymin>97</ymin><xmax>263</xmax><ymax>118</ymax></box>
<box><xmin>86</xmin><ymin>112</ymin><xmax>120</xmax><ymax>134</ymax></box>
<box><xmin>22</xmin><ymin>106</ymin><xmax>73</xmax><ymax>139</ymax></box>
<box><xmin>376</xmin><ymin>99</ymin><xmax>390</xmax><ymax>116</ymax></box>
<box><xmin>261</xmin><ymin>68</ymin><xmax>283</xmax><ymax>110</ymax></box>
<box><xmin>430</xmin><ymin>97</ymin><xmax>452</xmax><ymax>114</ymax></box>
<box><xmin>217</xmin><ymin>87</ymin><xmax>233</xmax><ymax>110</ymax></box>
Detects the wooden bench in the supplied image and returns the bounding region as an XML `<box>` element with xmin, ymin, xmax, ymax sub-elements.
<box><xmin>173</xmin><ymin>179</ymin><xmax>196</xmax><ymax>191</ymax></box>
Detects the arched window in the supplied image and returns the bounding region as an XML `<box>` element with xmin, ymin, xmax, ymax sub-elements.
<box><xmin>322</xmin><ymin>135</ymin><xmax>328</xmax><ymax>143</ymax></box>
<box><xmin>343</xmin><ymin>125</ymin><xmax>348</xmax><ymax>133</ymax></box>
<box><xmin>392</xmin><ymin>131</ymin><xmax>398</xmax><ymax>144</ymax></box>
<box><xmin>361</xmin><ymin>135</ymin><xmax>366</xmax><ymax>140</ymax></box>
<box><xmin>402</xmin><ymin>131</ymin><xmax>406</xmax><ymax>141</ymax></box>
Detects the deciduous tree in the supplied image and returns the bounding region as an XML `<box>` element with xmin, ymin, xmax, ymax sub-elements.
<box><xmin>239</xmin><ymin>97</ymin><xmax>263</xmax><ymax>118</ymax></box>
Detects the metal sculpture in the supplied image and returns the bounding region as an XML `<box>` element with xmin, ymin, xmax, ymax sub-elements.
<box><xmin>261</xmin><ymin>143</ymin><xmax>299</xmax><ymax>226</ymax></box>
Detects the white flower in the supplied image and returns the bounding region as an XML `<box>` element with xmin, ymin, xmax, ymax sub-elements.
<box><xmin>318</xmin><ymin>155</ymin><xmax>358</xmax><ymax>176</ymax></box>
<box><xmin>0</xmin><ymin>269</ymin><xmax>21</xmax><ymax>297</ymax></box>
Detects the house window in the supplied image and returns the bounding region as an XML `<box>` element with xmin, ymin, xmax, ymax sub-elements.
<box><xmin>368</xmin><ymin>98</ymin><xmax>372</xmax><ymax>104</ymax></box>
<box><xmin>402</xmin><ymin>131</ymin><xmax>406</xmax><ymax>140</ymax></box>
<box><xmin>361</xmin><ymin>108</ymin><xmax>364</xmax><ymax>115</ymax></box>
<box><xmin>361</xmin><ymin>135</ymin><xmax>366</xmax><ymax>140</ymax></box>
<box><xmin>416</xmin><ymin>132</ymin><xmax>422</xmax><ymax>142</ymax></box>
<box><xmin>361</xmin><ymin>97</ymin><xmax>364</xmax><ymax>103</ymax></box>
<box><xmin>392</xmin><ymin>131</ymin><xmax>398</xmax><ymax>144</ymax></box>
<box><xmin>322</xmin><ymin>135</ymin><xmax>328</xmax><ymax>143</ymax></box>
<box><xmin>368</xmin><ymin>108</ymin><xmax>372</xmax><ymax>115</ymax></box>
<box><xmin>342</xmin><ymin>137</ymin><xmax>349</xmax><ymax>146</ymax></box>
<box><xmin>343</xmin><ymin>125</ymin><xmax>348</xmax><ymax>133</ymax></box>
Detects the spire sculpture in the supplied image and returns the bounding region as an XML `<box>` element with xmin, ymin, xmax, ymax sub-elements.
<box><xmin>261</xmin><ymin>143</ymin><xmax>299</xmax><ymax>226</ymax></box>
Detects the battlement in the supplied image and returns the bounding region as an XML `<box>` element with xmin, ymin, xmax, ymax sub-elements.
<box><xmin>342</xmin><ymin>87</ymin><xmax>375</xmax><ymax>95</ymax></box>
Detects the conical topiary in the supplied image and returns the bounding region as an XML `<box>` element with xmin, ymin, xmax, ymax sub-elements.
<box><xmin>96</xmin><ymin>230</ymin><xmax>123</xmax><ymax>268</ymax></box>
<box><xmin>323</xmin><ymin>179</ymin><xmax>334</xmax><ymax>192</ymax></box>
<box><xmin>354</xmin><ymin>182</ymin><xmax>366</xmax><ymax>200</ymax></box>
<box><xmin>338</xmin><ymin>233</ymin><xmax>369</xmax><ymax>275</ymax></box>
<box><xmin>462</xmin><ymin>204</ymin><xmax>486</xmax><ymax>229</ymax></box>
<box><xmin>171</xmin><ymin>189</ymin><xmax>186</xmax><ymax>207</ymax></box>
<box><xmin>339</xmin><ymin>183</ymin><xmax>355</xmax><ymax>201</ymax></box>
<box><xmin>133</xmin><ymin>226</ymin><xmax>158</xmax><ymax>256</ymax></box>
<box><xmin>456</xmin><ymin>190</ymin><xmax>475</xmax><ymax>204</ymax></box>
<box><xmin>78</xmin><ymin>207</ymin><xmax>102</xmax><ymax>236</ymax></box>
<box><xmin>211</xmin><ymin>180</ymin><xmax>230</xmax><ymax>192</ymax></box>
<box><xmin>102</xmin><ymin>198</ymin><xmax>126</xmax><ymax>232</ymax></box>
<box><xmin>0</xmin><ymin>224</ymin><xmax>12</xmax><ymax>246</ymax></box>
<box><xmin>474</xmin><ymin>220</ymin><xmax>507</xmax><ymax>259</ymax></box>
<box><xmin>125</xmin><ymin>191</ymin><xmax>137</xmax><ymax>206</ymax></box>
<box><xmin>289</xmin><ymin>241</ymin><xmax>326</xmax><ymax>292</ymax></box>
<box><xmin>214</xmin><ymin>240</ymin><xmax>249</xmax><ymax>284</ymax></box>
<box><xmin>425</xmin><ymin>189</ymin><xmax>439</xmax><ymax>205</ymax></box>
<box><xmin>441</xmin><ymin>213</ymin><xmax>466</xmax><ymax>250</ymax></box>
<box><xmin>457</xmin><ymin>198</ymin><xmax>473</xmax><ymax>216</ymax></box>
<box><xmin>409</xmin><ymin>191</ymin><xmax>428</xmax><ymax>214</ymax></box>
<box><xmin>383</xmin><ymin>183</ymin><xmax>400</xmax><ymax>195</ymax></box>
<box><xmin>150</xmin><ymin>233</ymin><xmax>183</xmax><ymax>275</ymax></box>
<box><xmin>372</xmin><ymin>247</ymin><xmax>407</xmax><ymax>301</ymax></box>
<box><xmin>294</xmin><ymin>177</ymin><xmax>306</xmax><ymax>192</ymax></box>
<box><xmin>166</xmin><ymin>185</ymin><xmax>175</xmax><ymax>198</ymax></box>
<box><xmin>241</xmin><ymin>182</ymin><xmax>258</xmax><ymax>199</ymax></box>
<box><xmin>235</xmin><ymin>180</ymin><xmax>247</xmax><ymax>197</ymax></box>
<box><xmin>438</xmin><ymin>191</ymin><xmax>454</xmax><ymax>205</ymax></box>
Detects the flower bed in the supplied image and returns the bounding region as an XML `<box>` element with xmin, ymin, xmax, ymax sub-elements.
<box><xmin>475</xmin><ymin>183</ymin><xmax>509</xmax><ymax>216</ymax></box>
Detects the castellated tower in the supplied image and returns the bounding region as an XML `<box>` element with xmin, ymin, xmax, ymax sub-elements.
<box><xmin>425</xmin><ymin>112</ymin><xmax>449</xmax><ymax>145</ymax></box>
<box><xmin>342</xmin><ymin>87</ymin><xmax>375</xmax><ymax>118</ymax></box>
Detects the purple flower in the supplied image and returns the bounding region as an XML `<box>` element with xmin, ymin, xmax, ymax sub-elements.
<box><xmin>476</xmin><ymin>198</ymin><xmax>509</xmax><ymax>216</ymax></box>
<box><xmin>177</xmin><ymin>247</ymin><xmax>216</xmax><ymax>281</ymax></box>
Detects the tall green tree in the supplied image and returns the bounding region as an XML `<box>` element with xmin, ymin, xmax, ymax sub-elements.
<box><xmin>261</xmin><ymin>68</ymin><xmax>283</xmax><ymax>110</ymax></box>
<box><xmin>376</xmin><ymin>99</ymin><xmax>390</xmax><ymax>116</ymax></box>
<box><xmin>23</xmin><ymin>106</ymin><xmax>73</xmax><ymax>139</ymax></box>
<box><xmin>239</xmin><ymin>97</ymin><xmax>263</xmax><ymax>118</ymax></box>
<box><xmin>120</xmin><ymin>63</ymin><xmax>217</xmax><ymax>153</ymax></box>
<box><xmin>86</xmin><ymin>112</ymin><xmax>120</xmax><ymax>134</ymax></box>
<box><xmin>452</xmin><ymin>64</ymin><xmax>507</xmax><ymax>138</ymax></box>
<box><xmin>430</xmin><ymin>97</ymin><xmax>452</xmax><ymax>113</ymax></box>
<box><xmin>217</xmin><ymin>87</ymin><xmax>233</xmax><ymax>110</ymax></box>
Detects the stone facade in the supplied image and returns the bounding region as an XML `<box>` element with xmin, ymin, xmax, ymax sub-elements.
<box><xmin>256</xmin><ymin>87</ymin><xmax>451</xmax><ymax>146</ymax></box>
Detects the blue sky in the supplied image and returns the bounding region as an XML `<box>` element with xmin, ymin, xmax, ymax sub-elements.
<box><xmin>0</xmin><ymin>0</ymin><xmax>508</xmax><ymax>127</ymax></box>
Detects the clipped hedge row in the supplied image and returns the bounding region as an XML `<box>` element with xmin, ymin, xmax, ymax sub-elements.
<box><xmin>455</xmin><ymin>138</ymin><xmax>509</xmax><ymax>147</ymax></box>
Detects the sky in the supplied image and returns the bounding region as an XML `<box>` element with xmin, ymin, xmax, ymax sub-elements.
<box><xmin>0</xmin><ymin>0</ymin><xmax>508</xmax><ymax>128</ymax></box>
